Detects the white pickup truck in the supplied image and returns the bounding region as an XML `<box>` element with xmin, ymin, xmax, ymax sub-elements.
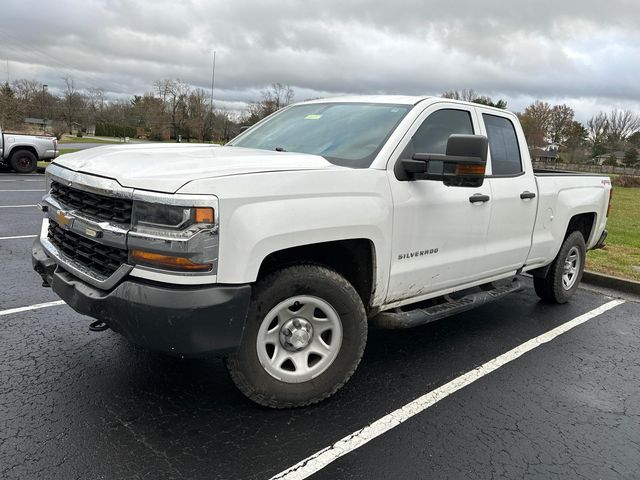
<box><xmin>0</xmin><ymin>128</ymin><xmax>58</xmax><ymax>173</ymax></box>
<box><xmin>33</xmin><ymin>96</ymin><xmax>611</xmax><ymax>408</ymax></box>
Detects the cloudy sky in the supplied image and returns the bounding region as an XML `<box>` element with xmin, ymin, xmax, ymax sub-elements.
<box><xmin>1</xmin><ymin>0</ymin><xmax>638</xmax><ymax>121</ymax></box>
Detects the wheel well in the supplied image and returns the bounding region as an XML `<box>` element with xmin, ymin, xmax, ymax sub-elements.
<box><xmin>10</xmin><ymin>146</ymin><xmax>38</xmax><ymax>160</ymax></box>
<box><xmin>565</xmin><ymin>212</ymin><xmax>596</xmax><ymax>244</ymax></box>
<box><xmin>257</xmin><ymin>239</ymin><xmax>375</xmax><ymax>308</ymax></box>
<box><xmin>530</xmin><ymin>212</ymin><xmax>596</xmax><ymax>279</ymax></box>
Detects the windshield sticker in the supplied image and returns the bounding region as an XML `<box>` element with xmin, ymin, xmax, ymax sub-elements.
<box><xmin>304</xmin><ymin>114</ymin><xmax>322</xmax><ymax>120</ymax></box>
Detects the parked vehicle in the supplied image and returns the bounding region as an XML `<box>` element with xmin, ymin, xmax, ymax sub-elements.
<box><xmin>0</xmin><ymin>128</ymin><xmax>58</xmax><ymax>173</ymax></box>
<box><xmin>32</xmin><ymin>96</ymin><xmax>611</xmax><ymax>407</ymax></box>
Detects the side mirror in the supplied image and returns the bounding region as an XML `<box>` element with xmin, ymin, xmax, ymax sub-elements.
<box><xmin>398</xmin><ymin>134</ymin><xmax>488</xmax><ymax>187</ymax></box>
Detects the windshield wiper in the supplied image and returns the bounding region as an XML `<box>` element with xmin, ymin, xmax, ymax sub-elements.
<box><xmin>274</xmin><ymin>147</ymin><xmax>287</xmax><ymax>152</ymax></box>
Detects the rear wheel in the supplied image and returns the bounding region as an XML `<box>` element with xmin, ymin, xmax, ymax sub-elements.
<box><xmin>533</xmin><ymin>231</ymin><xmax>586</xmax><ymax>304</ymax></box>
<box><xmin>9</xmin><ymin>150</ymin><xmax>38</xmax><ymax>173</ymax></box>
<box><xmin>226</xmin><ymin>264</ymin><xmax>367</xmax><ymax>408</ymax></box>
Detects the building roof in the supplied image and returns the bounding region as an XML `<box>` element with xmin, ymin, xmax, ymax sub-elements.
<box><xmin>24</xmin><ymin>117</ymin><xmax>51</xmax><ymax>125</ymax></box>
<box><xmin>530</xmin><ymin>148</ymin><xmax>558</xmax><ymax>159</ymax></box>
<box><xmin>595</xmin><ymin>151</ymin><xmax>625</xmax><ymax>159</ymax></box>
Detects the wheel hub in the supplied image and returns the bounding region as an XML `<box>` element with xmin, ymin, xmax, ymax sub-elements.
<box><xmin>256</xmin><ymin>295</ymin><xmax>344</xmax><ymax>384</ymax></box>
<box><xmin>280</xmin><ymin>317</ymin><xmax>313</xmax><ymax>351</ymax></box>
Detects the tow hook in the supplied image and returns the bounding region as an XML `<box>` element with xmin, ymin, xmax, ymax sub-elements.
<box><xmin>89</xmin><ymin>320</ymin><xmax>110</xmax><ymax>332</ymax></box>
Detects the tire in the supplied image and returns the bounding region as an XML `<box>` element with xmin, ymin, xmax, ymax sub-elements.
<box><xmin>226</xmin><ymin>264</ymin><xmax>368</xmax><ymax>408</ymax></box>
<box><xmin>9</xmin><ymin>150</ymin><xmax>38</xmax><ymax>173</ymax></box>
<box><xmin>533</xmin><ymin>231</ymin><xmax>586</xmax><ymax>304</ymax></box>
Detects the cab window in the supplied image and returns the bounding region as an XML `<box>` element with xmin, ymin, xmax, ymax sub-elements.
<box><xmin>483</xmin><ymin>114</ymin><xmax>522</xmax><ymax>176</ymax></box>
<box><xmin>405</xmin><ymin>109</ymin><xmax>474</xmax><ymax>156</ymax></box>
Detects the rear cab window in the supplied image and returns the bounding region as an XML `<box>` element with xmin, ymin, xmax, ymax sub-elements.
<box><xmin>482</xmin><ymin>114</ymin><xmax>523</xmax><ymax>176</ymax></box>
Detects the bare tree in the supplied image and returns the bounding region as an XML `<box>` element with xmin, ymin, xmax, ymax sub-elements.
<box><xmin>166</xmin><ymin>79</ymin><xmax>191</xmax><ymax>139</ymax></box>
<box><xmin>260</xmin><ymin>83</ymin><xmax>294</xmax><ymax>116</ymax></box>
<box><xmin>441</xmin><ymin>89</ymin><xmax>507</xmax><ymax>109</ymax></box>
<box><xmin>61</xmin><ymin>76</ymin><xmax>85</xmax><ymax>133</ymax></box>
<box><xmin>587</xmin><ymin>112</ymin><xmax>609</xmax><ymax>157</ymax></box>
<box><xmin>243</xmin><ymin>83</ymin><xmax>295</xmax><ymax>125</ymax></box>
<box><xmin>11</xmin><ymin>78</ymin><xmax>42</xmax><ymax>119</ymax></box>
<box><xmin>0</xmin><ymin>82</ymin><xmax>22</xmax><ymax>130</ymax></box>
<box><xmin>442</xmin><ymin>89</ymin><xmax>477</xmax><ymax>102</ymax></box>
<box><xmin>185</xmin><ymin>88</ymin><xmax>210</xmax><ymax>142</ymax></box>
<box><xmin>607</xmin><ymin>110</ymin><xmax>640</xmax><ymax>148</ymax></box>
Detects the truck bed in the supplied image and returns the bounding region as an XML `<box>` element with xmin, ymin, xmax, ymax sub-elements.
<box><xmin>534</xmin><ymin>168</ymin><xmax>609</xmax><ymax>177</ymax></box>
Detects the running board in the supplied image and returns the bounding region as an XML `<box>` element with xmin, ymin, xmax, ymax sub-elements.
<box><xmin>373</xmin><ymin>278</ymin><xmax>522</xmax><ymax>329</ymax></box>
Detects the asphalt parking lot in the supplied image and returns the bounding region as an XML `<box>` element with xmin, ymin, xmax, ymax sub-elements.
<box><xmin>1</xmin><ymin>171</ymin><xmax>639</xmax><ymax>480</ymax></box>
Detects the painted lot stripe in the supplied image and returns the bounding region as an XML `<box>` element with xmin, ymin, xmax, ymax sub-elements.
<box><xmin>0</xmin><ymin>189</ymin><xmax>44</xmax><ymax>192</ymax></box>
<box><xmin>0</xmin><ymin>235</ymin><xmax>37</xmax><ymax>240</ymax></box>
<box><xmin>0</xmin><ymin>179</ymin><xmax>44</xmax><ymax>182</ymax></box>
<box><xmin>0</xmin><ymin>300</ymin><xmax>66</xmax><ymax>317</ymax></box>
<box><xmin>0</xmin><ymin>204</ymin><xmax>37</xmax><ymax>208</ymax></box>
<box><xmin>271</xmin><ymin>299</ymin><xmax>626</xmax><ymax>480</ymax></box>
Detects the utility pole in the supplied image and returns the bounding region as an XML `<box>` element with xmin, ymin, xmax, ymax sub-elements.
<box><xmin>210</xmin><ymin>50</ymin><xmax>216</xmax><ymax>142</ymax></box>
<box><xmin>42</xmin><ymin>84</ymin><xmax>48</xmax><ymax>134</ymax></box>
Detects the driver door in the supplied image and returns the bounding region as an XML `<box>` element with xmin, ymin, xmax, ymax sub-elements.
<box><xmin>385</xmin><ymin>103</ymin><xmax>493</xmax><ymax>304</ymax></box>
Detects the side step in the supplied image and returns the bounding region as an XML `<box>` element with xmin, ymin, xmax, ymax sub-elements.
<box><xmin>372</xmin><ymin>278</ymin><xmax>522</xmax><ymax>329</ymax></box>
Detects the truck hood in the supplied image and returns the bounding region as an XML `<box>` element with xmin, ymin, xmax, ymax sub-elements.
<box><xmin>53</xmin><ymin>144</ymin><xmax>338</xmax><ymax>193</ymax></box>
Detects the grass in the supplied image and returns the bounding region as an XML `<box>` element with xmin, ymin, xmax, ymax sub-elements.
<box><xmin>586</xmin><ymin>186</ymin><xmax>640</xmax><ymax>281</ymax></box>
<box><xmin>59</xmin><ymin>136</ymin><xmax>119</xmax><ymax>144</ymax></box>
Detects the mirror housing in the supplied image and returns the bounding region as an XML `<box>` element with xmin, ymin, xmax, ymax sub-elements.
<box><xmin>397</xmin><ymin>134</ymin><xmax>488</xmax><ymax>187</ymax></box>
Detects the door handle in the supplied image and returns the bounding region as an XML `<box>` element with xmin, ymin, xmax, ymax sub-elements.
<box><xmin>520</xmin><ymin>191</ymin><xmax>536</xmax><ymax>200</ymax></box>
<box><xmin>469</xmin><ymin>194</ymin><xmax>490</xmax><ymax>204</ymax></box>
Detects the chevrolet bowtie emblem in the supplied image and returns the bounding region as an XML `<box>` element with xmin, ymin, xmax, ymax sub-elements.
<box><xmin>56</xmin><ymin>210</ymin><xmax>74</xmax><ymax>229</ymax></box>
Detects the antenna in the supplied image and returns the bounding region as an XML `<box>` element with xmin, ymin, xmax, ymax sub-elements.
<box><xmin>5</xmin><ymin>59</ymin><xmax>9</xmax><ymax>83</ymax></box>
<box><xmin>210</xmin><ymin>50</ymin><xmax>216</xmax><ymax>114</ymax></box>
<box><xmin>209</xmin><ymin>50</ymin><xmax>216</xmax><ymax>142</ymax></box>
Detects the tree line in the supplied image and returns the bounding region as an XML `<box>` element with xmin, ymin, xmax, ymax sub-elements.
<box><xmin>0</xmin><ymin>76</ymin><xmax>294</xmax><ymax>143</ymax></box>
<box><xmin>0</xmin><ymin>78</ymin><xmax>638</xmax><ymax>164</ymax></box>
<box><xmin>441</xmin><ymin>89</ymin><xmax>640</xmax><ymax>166</ymax></box>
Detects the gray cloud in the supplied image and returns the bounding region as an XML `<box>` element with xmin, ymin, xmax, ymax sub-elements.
<box><xmin>0</xmin><ymin>0</ymin><xmax>638</xmax><ymax>120</ymax></box>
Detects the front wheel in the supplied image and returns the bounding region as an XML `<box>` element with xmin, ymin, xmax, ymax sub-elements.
<box><xmin>226</xmin><ymin>265</ymin><xmax>367</xmax><ymax>408</ymax></box>
<box><xmin>9</xmin><ymin>150</ymin><xmax>38</xmax><ymax>173</ymax></box>
<box><xmin>534</xmin><ymin>231</ymin><xmax>586</xmax><ymax>304</ymax></box>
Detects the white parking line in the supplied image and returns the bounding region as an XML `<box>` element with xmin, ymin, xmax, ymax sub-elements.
<box><xmin>271</xmin><ymin>298</ymin><xmax>626</xmax><ymax>480</ymax></box>
<box><xmin>0</xmin><ymin>235</ymin><xmax>37</xmax><ymax>240</ymax></box>
<box><xmin>0</xmin><ymin>204</ymin><xmax>37</xmax><ymax>208</ymax></box>
<box><xmin>0</xmin><ymin>189</ymin><xmax>44</xmax><ymax>192</ymax></box>
<box><xmin>0</xmin><ymin>174</ymin><xmax>42</xmax><ymax>177</ymax></box>
<box><xmin>0</xmin><ymin>300</ymin><xmax>66</xmax><ymax>317</ymax></box>
<box><xmin>0</xmin><ymin>179</ymin><xmax>44</xmax><ymax>182</ymax></box>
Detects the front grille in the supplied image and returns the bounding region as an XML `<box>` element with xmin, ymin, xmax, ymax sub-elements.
<box><xmin>48</xmin><ymin>221</ymin><xmax>128</xmax><ymax>277</ymax></box>
<box><xmin>51</xmin><ymin>181</ymin><xmax>133</xmax><ymax>224</ymax></box>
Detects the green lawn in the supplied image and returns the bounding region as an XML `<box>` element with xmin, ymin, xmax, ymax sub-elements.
<box><xmin>59</xmin><ymin>136</ymin><xmax>119</xmax><ymax>144</ymax></box>
<box><xmin>587</xmin><ymin>186</ymin><xmax>640</xmax><ymax>281</ymax></box>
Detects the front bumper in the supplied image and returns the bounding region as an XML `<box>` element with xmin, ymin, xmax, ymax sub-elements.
<box><xmin>33</xmin><ymin>238</ymin><xmax>251</xmax><ymax>357</ymax></box>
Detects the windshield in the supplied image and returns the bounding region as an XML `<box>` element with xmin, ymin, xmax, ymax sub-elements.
<box><xmin>229</xmin><ymin>102</ymin><xmax>411</xmax><ymax>168</ymax></box>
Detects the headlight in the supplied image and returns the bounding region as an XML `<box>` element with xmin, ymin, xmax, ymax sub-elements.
<box><xmin>128</xmin><ymin>200</ymin><xmax>218</xmax><ymax>273</ymax></box>
<box><xmin>132</xmin><ymin>202</ymin><xmax>214</xmax><ymax>231</ymax></box>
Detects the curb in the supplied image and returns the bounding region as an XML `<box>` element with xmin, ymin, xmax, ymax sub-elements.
<box><xmin>582</xmin><ymin>271</ymin><xmax>640</xmax><ymax>296</ymax></box>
